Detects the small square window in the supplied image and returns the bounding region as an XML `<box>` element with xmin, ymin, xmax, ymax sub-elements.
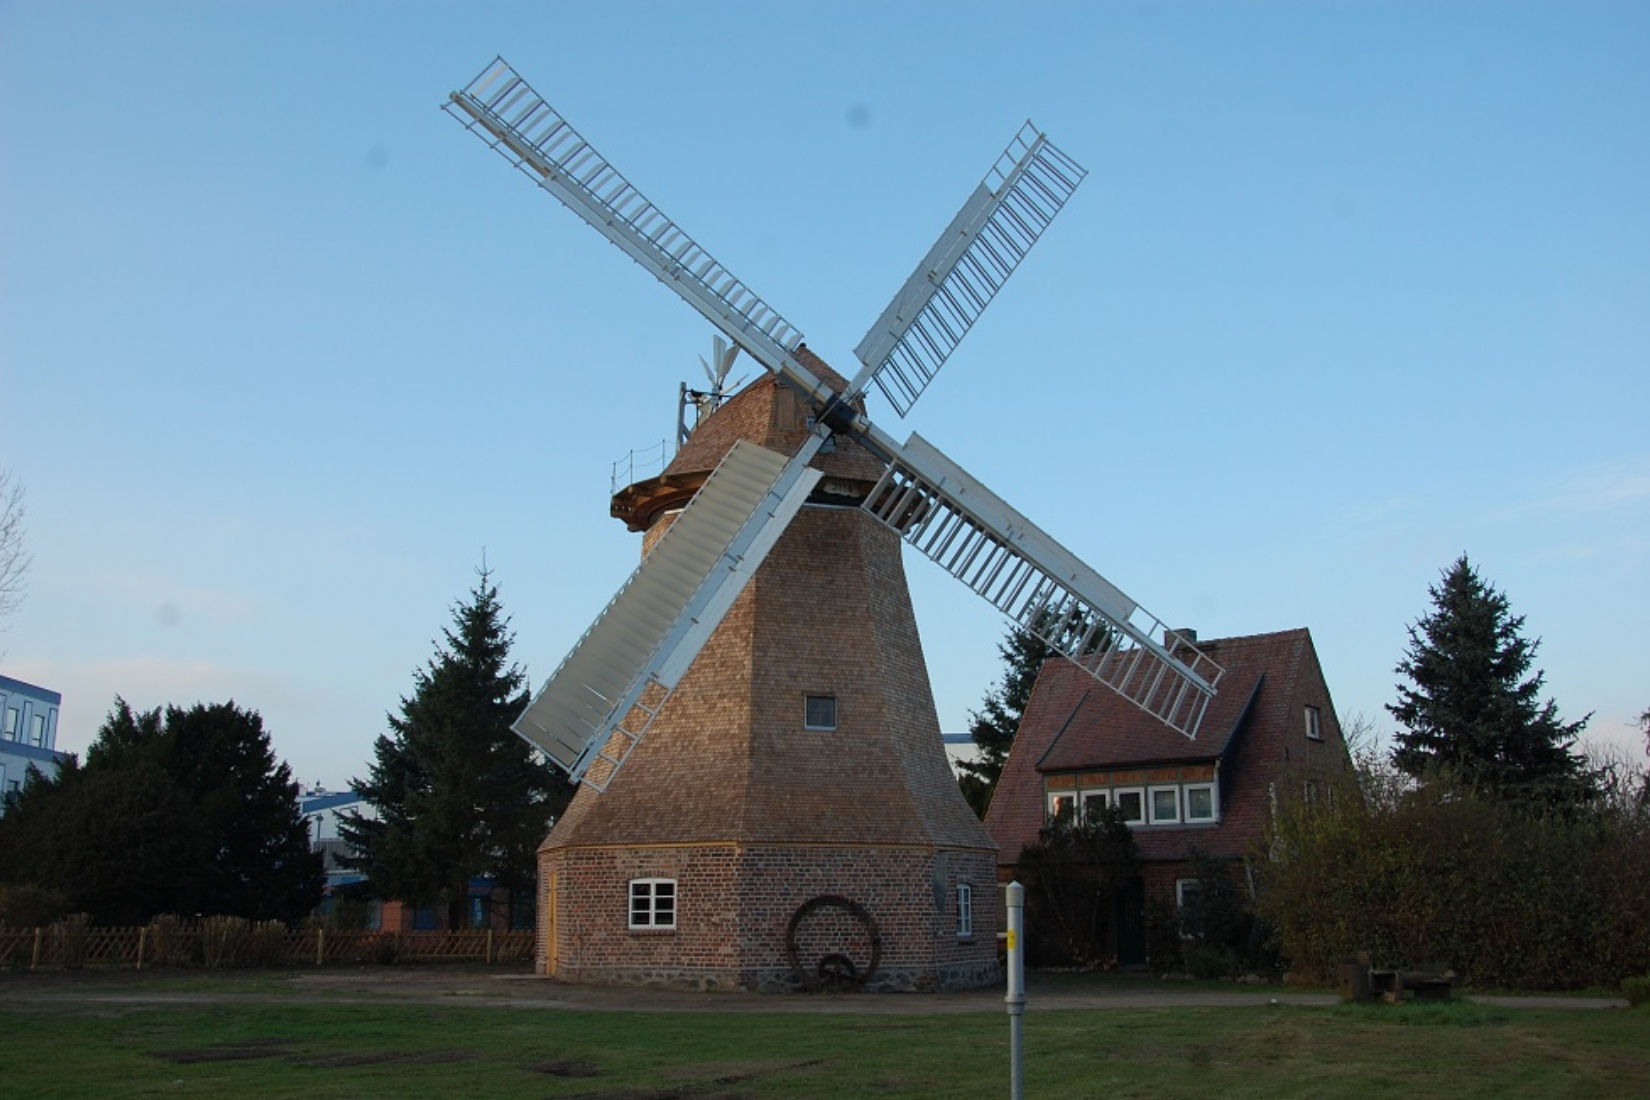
<box><xmin>804</xmin><ymin>695</ymin><xmax>837</xmax><ymax>730</ymax></box>
<box><xmin>1305</xmin><ymin>705</ymin><xmax>1323</xmax><ymax>741</ymax></box>
<box><xmin>1184</xmin><ymin>783</ymin><xmax>1217</xmax><ymax>823</ymax></box>
<box><xmin>1149</xmin><ymin>786</ymin><xmax>1180</xmax><ymax>825</ymax></box>
<box><xmin>1046</xmin><ymin>792</ymin><xmax>1076</xmax><ymax>824</ymax></box>
<box><xmin>628</xmin><ymin>878</ymin><xmax>677</xmax><ymax>930</ymax></box>
<box><xmin>1080</xmin><ymin>790</ymin><xmax>1109</xmax><ymax>821</ymax></box>
<box><xmin>956</xmin><ymin>883</ymin><xmax>973</xmax><ymax>937</ymax></box>
<box><xmin>1114</xmin><ymin>788</ymin><xmax>1144</xmax><ymax>824</ymax></box>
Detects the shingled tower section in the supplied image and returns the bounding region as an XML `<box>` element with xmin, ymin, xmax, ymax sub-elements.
<box><xmin>537</xmin><ymin>349</ymin><xmax>1000</xmax><ymax>991</ymax></box>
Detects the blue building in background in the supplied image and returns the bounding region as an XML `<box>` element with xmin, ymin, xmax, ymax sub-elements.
<box><xmin>0</xmin><ymin>674</ymin><xmax>70</xmax><ymax>805</ymax></box>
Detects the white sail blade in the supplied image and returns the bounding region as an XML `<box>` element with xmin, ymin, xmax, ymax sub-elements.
<box><xmin>860</xmin><ymin>433</ymin><xmax>1223</xmax><ymax>738</ymax></box>
<box><xmin>850</xmin><ymin>123</ymin><xmax>1086</xmax><ymax>417</ymax></box>
<box><xmin>444</xmin><ymin>58</ymin><xmax>835</xmax><ymax>408</ymax></box>
<box><xmin>514</xmin><ymin>437</ymin><xmax>824</xmax><ymax>787</ymax></box>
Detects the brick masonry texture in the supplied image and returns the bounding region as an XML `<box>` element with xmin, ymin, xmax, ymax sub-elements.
<box><xmin>539</xmin><ymin>362</ymin><xmax>999</xmax><ymax>991</ymax></box>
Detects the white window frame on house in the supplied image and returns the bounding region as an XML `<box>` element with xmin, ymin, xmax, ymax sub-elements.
<box><xmin>2</xmin><ymin>707</ymin><xmax>16</xmax><ymax>741</ymax></box>
<box><xmin>30</xmin><ymin>713</ymin><xmax>45</xmax><ymax>748</ymax></box>
<box><xmin>1148</xmin><ymin>785</ymin><xmax>1181</xmax><ymax>825</ymax></box>
<box><xmin>1113</xmin><ymin>787</ymin><xmax>1145</xmax><ymax>825</ymax></box>
<box><xmin>1183</xmin><ymin>782</ymin><xmax>1218</xmax><ymax>824</ymax></box>
<box><xmin>956</xmin><ymin>882</ymin><xmax>973</xmax><ymax>938</ymax></box>
<box><xmin>1080</xmin><ymin>789</ymin><xmax>1109</xmax><ymax>821</ymax></box>
<box><xmin>1305</xmin><ymin>705</ymin><xmax>1323</xmax><ymax>741</ymax></box>
<box><xmin>1046</xmin><ymin>791</ymin><xmax>1076</xmax><ymax>824</ymax></box>
<box><xmin>804</xmin><ymin>694</ymin><xmax>837</xmax><ymax>730</ymax></box>
<box><xmin>628</xmin><ymin>878</ymin><xmax>677</xmax><ymax>930</ymax></box>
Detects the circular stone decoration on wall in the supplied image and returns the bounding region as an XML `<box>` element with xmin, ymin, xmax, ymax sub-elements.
<box><xmin>784</xmin><ymin>895</ymin><xmax>883</xmax><ymax>992</ymax></box>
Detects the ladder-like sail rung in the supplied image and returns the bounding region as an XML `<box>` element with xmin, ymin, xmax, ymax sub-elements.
<box><xmin>861</xmin><ymin>433</ymin><xmax>1223</xmax><ymax>739</ymax></box>
<box><xmin>851</xmin><ymin>121</ymin><xmax>1088</xmax><ymax>418</ymax></box>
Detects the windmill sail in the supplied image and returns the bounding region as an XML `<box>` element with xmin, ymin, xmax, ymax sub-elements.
<box><xmin>514</xmin><ymin>438</ymin><xmax>824</xmax><ymax>786</ymax></box>
<box><xmin>445</xmin><ymin>59</ymin><xmax>813</xmax><ymax>394</ymax></box>
<box><xmin>861</xmin><ymin>433</ymin><xmax>1223</xmax><ymax>737</ymax></box>
<box><xmin>850</xmin><ymin>123</ymin><xmax>1086</xmax><ymax>417</ymax></box>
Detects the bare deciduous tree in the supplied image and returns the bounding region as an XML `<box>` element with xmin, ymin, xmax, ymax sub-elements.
<box><xmin>0</xmin><ymin>469</ymin><xmax>29</xmax><ymax>626</ymax></box>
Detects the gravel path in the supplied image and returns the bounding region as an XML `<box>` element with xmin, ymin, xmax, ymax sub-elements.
<box><xmin>1</xmin><ymin>968</ymin><xmax>1629</xmax><ymax>1013</ymax></box>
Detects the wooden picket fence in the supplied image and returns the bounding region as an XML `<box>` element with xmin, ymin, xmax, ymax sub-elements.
<box><xmin>0</xmin><ymin>922</ymin><xmax>534</xmax><ymax>971</ymax></box>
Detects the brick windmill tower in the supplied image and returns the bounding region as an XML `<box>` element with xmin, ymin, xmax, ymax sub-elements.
<box><xmin>445</xmin><ymin>59</ymin><xmax>1224</xmax><ymax>991</ymax></box>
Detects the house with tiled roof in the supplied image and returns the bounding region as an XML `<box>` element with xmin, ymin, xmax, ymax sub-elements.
<box><xmin>983</xmin><ymin>627</ymin><xmax>1353</xmax><ymax>965</ymax></box>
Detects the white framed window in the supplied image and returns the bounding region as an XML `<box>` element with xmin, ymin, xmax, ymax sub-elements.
<box><xmin>1080</xmin><ymin>790</ymin><xmax>1109</xmax><ymax>821</ymax></box>
<box><xmin>1113</xmin><ymin>788</ymin><xmax>1145</xmax><ymax>824</ymax></box>
<box><xmin>1305</xmin><ymin>705</ymin><xmax>1323</xmax><ymax>741</ymax></box>
<box><xmin>1184</xmin><ymin>782</ymin><xmax>1218</xmax><ymax>823</ymax></box>
<box><xmin>2</xmin><ymin>707</ymin><xmax>16</xmax><ymax>741</ymax></box>
<box><xmin>628</xmin><ymin>878</ymin><xmax>677</xmax><ymax>930</ymax></box>
<box><xmin>1175</xmin><ymin>878</ymin><xmax>1201</xmax><ymax>910</ymax></box>
<box><xmin>956</xmin><ymin>883</ymin><xmax>973</xmax><ymax>937</ymax></box>
<box><xmin>1046</xmin><ymin>792</ymin><xmax>1076</xmax><ymax>824</ymax></box>
<box><xmin>804</xmin><ymin>695</ymin><xmax>837</xmax><ymax>730</ymax></box>
<box><xmin>1149</xmin><ymin>786</ymin><xmax>1181</xmax><ymax>825</ymax></box>
<box><xmin>30</xmin><ymin>713</ymin><xmax>45</xmax><ymax>748</ymax></box>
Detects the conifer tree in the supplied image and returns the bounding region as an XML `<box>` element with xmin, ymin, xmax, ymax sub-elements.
<box><xmin>341</xmin><ymin>568</ymin><xmax>573</xmax><ymax>928</ymax></box>
<box><xmin>957</xmin><ymin>621</ymin><xmax>1056</xmax><ymax>817</ymax></box>
<box><xmin>0</xmin><ymin>699</ymin><xmax>320</xmax><ymax>924</ymax></box>
<box><xmin>1388</xmin><ymin>555</ymin><xmax>1593</xmax><ymax>803</ymax></box>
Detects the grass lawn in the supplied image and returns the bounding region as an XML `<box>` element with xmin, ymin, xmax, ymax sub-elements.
<box><xmin>1</xmin><ymin>974</ymin><xmax>1645</xmax><ymax>1098</ymax></box>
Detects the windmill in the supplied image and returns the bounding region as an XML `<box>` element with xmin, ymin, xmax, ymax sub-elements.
<box><xmin>445</xmin><ymin>58</ymin><xmax>1224</xmax><ymax>991</ymax></box>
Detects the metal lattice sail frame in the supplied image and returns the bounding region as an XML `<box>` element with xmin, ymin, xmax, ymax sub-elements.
<box><xmin>446</xmin><ymin>57</ymin><xmax>1223</xmax><ymax>787</ymax></box>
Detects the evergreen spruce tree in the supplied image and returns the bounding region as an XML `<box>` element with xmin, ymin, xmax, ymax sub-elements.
<box><xmin>341</xmin><ymin>568</ymin><xmax>573</xmax><ymax>928</ymax></box>
<box><xmin>957</xmin><ymin>621</ymin><xmax>1056</xmax><ymax>817</ymax></box>
<box><xmin>1388</xmin><ymin>555</ymin><xmax>1594</xmax><ymax>803</ymax></box>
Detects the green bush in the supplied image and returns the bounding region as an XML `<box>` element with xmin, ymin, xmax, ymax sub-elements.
<box><xmin>0</xmin><ymin>883</ymin><xmax>70</xmax><ymax>928</ymax></box>
<box><xmin>1622</xmin><ymin>976</ymin><xmax>1650</xmax><ymax>1007</ymax></box>
<box><xmin>1255</xmin><ymin>783</ymin><xmax>1650</xmax><ymax>990</ymax></box>
<box><xmin>1016</xmin><ymin>811</ymin><xmax>1139</xmax><ymax>966</ymax></box>
<box><xmin>1184</xmin><ymin>944</ymin><xmax>1240</xmax><ymax>980</ymax></box>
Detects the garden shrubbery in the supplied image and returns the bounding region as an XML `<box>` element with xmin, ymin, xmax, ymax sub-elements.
<box><xmin>1255</xmin><ymin>775</ymin><xmax>1650</xmax><ymax>990</ymax></box>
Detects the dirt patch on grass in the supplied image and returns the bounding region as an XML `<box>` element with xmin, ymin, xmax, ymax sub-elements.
<box><xmin>295</xmin><ymin>1050</ymin><xmax>475</xmax><ymax>1068</ymax></box>
<box><xmin>531</xmin><ymin>1057</ymin><xmax>601</xmax><ymax>1077</ymax></box>
<box><xmin>151</xmin><ymin>1037</ymin><xmax>294</xmax><ymax>1064</ymax></box>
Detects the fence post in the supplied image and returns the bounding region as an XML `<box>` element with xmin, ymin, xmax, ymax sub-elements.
<box><xmin>317</xmin><ymin>928</ymin><xmax>325</xmax><ymax>968</ymax></box>
<box><xmin>31</xmin><ymin>927</ymin><xmax>41</xmax><ymax>970</ymax></box>
<box><xmin>486</xmin><ymin>928</ymin><xmax>494</xmax><ymax>965</ymax></box>
<box><xmin>137</xmin><ymin>926</ymin><xmax>146</xmax><ymax>971</ymax></box>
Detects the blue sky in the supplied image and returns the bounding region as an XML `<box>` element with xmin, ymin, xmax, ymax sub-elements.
<box><xmin>2</xmin><ymin>1</ymin><xmax>1645</xmax><ymax>787</ymax></box>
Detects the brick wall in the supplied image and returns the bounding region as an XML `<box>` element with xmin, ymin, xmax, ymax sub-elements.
<box><xmin>541</xmin><ymin>842</ymin><xmax>999</xmax><ymax>991</ymax></box>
